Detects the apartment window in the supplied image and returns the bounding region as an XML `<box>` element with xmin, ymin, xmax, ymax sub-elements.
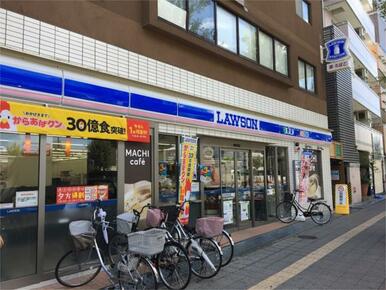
<box><xmin>158</xmin><ymin>0</ymin><xmax>187</xmax><ymax>29</ymax></box>
<box><xmin>216</xmin><ymin>6</ymin><xmax>237</xmax><ymax>53</ymax></box>
<box><xmin>296</xmin><ymin>0</ymin><xmax>310</xmax><ymax>23</ymax></box>
<box><xmin>274</xmin><ymin>40</ymin><xmax>288</xmax><ymax>75</ymax></box>
<box><xmin>188</xmin><ymin>0</ymin><xmax>215</xmax><ymax>42</ymax></box>
<box><xmin>298</xmin><ymin>59</ymin><xmax>315</xmax><ymax>93</ymax></box>
<box><xmin>238</xmin><ymin>18</ymin><xmax>257</xmax><ymax>61</ymax></box>
<box><xmin>158</xmin><ymin>0</ymin><xmax>289</xmax><ymax>77</ymax></box>
<box><xmin>259</xmin><ymin>31</ymin><xmax>274</xmax><ymax>70</ymax></box>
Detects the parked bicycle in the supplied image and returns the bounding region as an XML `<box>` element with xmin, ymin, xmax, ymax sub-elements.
<box><xmin>276</xmin><ymin>191</ymin><xmax>332</xmax><ymax>225</ymax></box>
<box><xmin>108</xmin><ymin>204</ymin><xmax>192</xmax><ymax>290</ymax></box>
<box><xmin>55</xmin><ymin>200</ymin><xmax>160</xmax><ymax>289</ymax></box>
<box><xmin>166</xmin><ymin>200</ymin><xmax>223</xmax><ymax>279</ymax></box>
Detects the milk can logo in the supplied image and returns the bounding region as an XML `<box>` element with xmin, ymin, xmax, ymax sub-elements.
<box><xmin>325</xmin><ymin>38</ymin><xmax>349</xmax><ymax>62</ymax></box>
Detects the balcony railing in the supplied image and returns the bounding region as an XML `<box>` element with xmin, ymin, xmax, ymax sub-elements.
<box><xmin>352</xmin><ymin>73</ymin><xmax>381</xmax><ymax>117</ymax></box>
<box><xmin>337</xmin><ymin>21</ymin><xmax>378</xmax><ymax>78</ymax></box>
<box><xmin>325</xmin><ymin>0</ymin><xmax>375</xmax><ymax>42</ymax></box>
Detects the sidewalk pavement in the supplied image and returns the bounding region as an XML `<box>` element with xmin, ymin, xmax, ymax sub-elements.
<box><xmin>19</xmin><ymin>197</ymin><xmax>385</xmax><ymax>290</ymax></box>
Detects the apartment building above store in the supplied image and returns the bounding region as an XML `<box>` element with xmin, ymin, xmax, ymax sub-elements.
<box><xmin>0</xmin><ymin>0</ymin><xmax>327</xmax><ymax>116</ymax></box>
<box><xmin>324</xmin><ymin>0</ymin><xmax>376</xmax><ymax>42</ymax></box>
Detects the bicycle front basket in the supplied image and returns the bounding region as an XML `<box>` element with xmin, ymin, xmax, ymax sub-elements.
<box><xmin>69</xmin><ymin>220</ymin><xmax>96</xmax><ymax>251</ymax></box>
<box><xmin>196</xmin><ymin>217</ymin><xmax>224</xmax><ymax>238</ymax></box>
<box><xmin>117</xmin><ymin>212</ymin><xmax>137</xmax><ymax>234</ymax></box>
<box><xmin>127</xmin><ymin>228</ymin><xmax>166</xmax><ymax>256</ymax></box>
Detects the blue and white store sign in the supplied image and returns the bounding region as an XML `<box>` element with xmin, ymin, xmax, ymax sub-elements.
<box><xmin>325</xmin><ymin>38</ymin><xmax>350</xmax><ymax>72</ymax></box>
<box><xmin>0</xmin><ymin>56</ymin><xmax>332</xmax><ymax>144</ymax></box>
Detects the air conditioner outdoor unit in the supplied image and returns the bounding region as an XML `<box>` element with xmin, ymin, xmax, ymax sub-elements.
<box><xmin>355</xmin><ymin>27</ymin><xmax>366</xmax><ymax>40</ymax></box>
<box><xmin>355</xmin><ymin>110</ymin><xmax>372</xmax><ymax>123</ymax></box>
<box><xmin>355</xmin><ymin>68</ymin><xmax>369</xmax><ymax>81</ymax></box>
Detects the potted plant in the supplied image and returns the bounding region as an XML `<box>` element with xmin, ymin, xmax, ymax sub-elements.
<box><xmin>361</xmin><ymin>175</ymin><xmax>370</xmax><ymax>197</ymax></box>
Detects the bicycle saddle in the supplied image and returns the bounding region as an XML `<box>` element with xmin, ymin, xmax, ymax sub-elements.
<box><xmin>307</xmin><ymin>197</ymin><xmax>323</xmax><ymax>202</ymax></box>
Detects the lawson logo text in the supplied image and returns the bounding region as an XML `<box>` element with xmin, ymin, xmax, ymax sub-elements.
<box><xmin>216</xmin><ymin>111</ymin><xmax>259</xmax><ymax>130</ymax></box>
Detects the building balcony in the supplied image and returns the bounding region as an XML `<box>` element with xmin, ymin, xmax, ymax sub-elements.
<box><xmin>337</xmin><ymin>21</ymin><xmax>378</xmax><ymax>78</ymax></box>
<box><xmin>352</xmin><ymin>73</ymin><xmax>381</xmax><ymax>117</ymax></box>
<box><xmin>355</xmin><ymin>120</ymin><xmax>373</xmax><ymax>152</ymax></box>
<box><xmin>325</xmin><ymin>0</ymin><xmax>375</xmax><ymax>42</ymax></box>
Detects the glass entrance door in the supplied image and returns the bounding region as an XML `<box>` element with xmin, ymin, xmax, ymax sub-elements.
<box><xmin>252</xmin><ymin>151</ymin><xmax>266</xmax><ymax>221</ymax></box>
<box><xmin>220</xmin><ymin>149</ymin><xmax>251</xmax><ymax>228</ymax></box>
<box><xmin>221</xmin><ymin>150</ymin><xmax>236</xmax><ymax>225</ymax></box>
<box><xmin>236</xmin><ymin>151</ymin><xmax>251</xmax><ymax>226</ymax></box>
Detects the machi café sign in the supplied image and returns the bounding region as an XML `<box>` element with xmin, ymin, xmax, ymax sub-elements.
<box><xmin>325</xmin><ymin>38</ymin><xmax>350</xmax><ymax>72</ymax></box>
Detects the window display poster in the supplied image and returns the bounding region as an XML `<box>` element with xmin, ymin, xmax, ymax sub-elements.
<box><xmin>299</xmin><ymin>150</ymin><xmax>322</xmax><ymax>203</ymax></box>
<box><xmin>178</xmin><ymin>136</ymin><xmax>198</xmax><ymax>224</ymax></box>
<box><xmin>56</xmin><ymin>185</ymin><xmax>109</xmax><ymax>204</ymax></box>
<box><xmin>239</xmin><ymin>201</ymin><xmax>250</xmax><ymax>221</ymax></box>
<box><xmin>124</xmin><ymin>141</ymin><xmax>152</xmax><ymax>214</ymax></box>
<box><xmin>223</xmin><ymin>200</ymin><xmax>234</xmax><ymax>225</ymax></box>
<box><xmin>15</xmin><ymin>190</ymin><xmax>38</xmax><ymax>208</ymax></box>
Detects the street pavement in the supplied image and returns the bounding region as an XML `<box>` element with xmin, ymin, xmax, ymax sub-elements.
<box><xmin>187</xmin><ymin>199</ymin><xmax>386</xmax><ymax>290</ymax></box>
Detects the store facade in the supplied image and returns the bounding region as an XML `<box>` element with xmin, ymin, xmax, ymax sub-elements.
<box><xmin>0</xmin><ymin>50</ymin><xmax>332</xmax><ymax>286</ymax></box>
<box><xmin>0</xmin><ymin>0</ymin><xmax>333</xmax><ymax>284</ymax></box>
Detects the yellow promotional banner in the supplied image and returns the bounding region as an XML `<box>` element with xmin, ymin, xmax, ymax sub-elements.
<box><xmin>1</xmin><ymin>100</ymin><xmax>131</xmax><ymax>141</ymax></box>
<box><xmin>335</xmin><ymin>184</ymin><xmax>350</xmax><ymax>215</ymax></box>
<box><xmin>178</xmin><ymin>136</ymin><xmax>198</xmax><ymax>225</ymax></box>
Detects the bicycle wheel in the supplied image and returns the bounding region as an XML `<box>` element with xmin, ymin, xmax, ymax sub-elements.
<box><xmin>187</xmin><ymin>237</ymin><xmax>222</xmax><ymax>279</ymax></box>
<box><xmin>108</xmin><ymin>233</ymin><xmax>128</xmax><ymax>265</ymax></box>
<box><xmin>157</xmin><ymin>241</ymin><xmax>191</xmax><ymax>290</ymax></box>
<box><xmin>55</xmin><ymin>248</ymin><xmax>101</xmax><ymax>287</ymax></box>
<box><xmin>118</xmin><ymin>255</ymin><xmax>157</xmax><ymax>290</ymax></box>
<box><xmin>310</xmin><ymin>202</ymin><xmax>331</xmax><ymax>225</ymax></box>
<box><xmin>213</xmin><ymin>230</ymin><xmax>234</xmax><ymax>267</ymax></box>
<box><xmin>276</xmin><ymin>201</ymin><xmax>298</xmax><ymax>223</ymax></box>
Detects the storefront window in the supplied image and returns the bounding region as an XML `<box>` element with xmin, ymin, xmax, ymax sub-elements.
<box><xmin>159</xmin><ymin>135</ymin><xmax>178</xmax><ymax>204</ymax></box>
<box><xmin>188</xmin><ymin>0</ymin><xmax>215</xmax><ymax>42</ymax></box>
<box><xmin>266</xmin><ymin>147</ymin><xmax>276</xmax><ymax>218</ymax></box>
<box><xmin>0</xmin><ymin>133</ymin><xmax>39</xmax><ymax>281</ymax></box>
<box><xmin>277</xmin><ymin>147</ymin><xmax>289</xmax><ymax>202</ymax></box>
<box><xmin>299</xmin><ymin>150</ymin><xmax>322</xmax><ymax>203</ymax></box>
<box><xmin>201</xmin><ymin>146</ymin><xmax>221</xmax><ymax>216</ymax></box>
<box><xmin>44</xmin><ymin>136</ymin><xmax>117</xmax><ymax>271</ymax></box>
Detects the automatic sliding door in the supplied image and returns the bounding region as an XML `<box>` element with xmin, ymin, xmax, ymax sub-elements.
<box><xmin>252</xmin><ymin>151</ymin><xmax>266</xmax><ymax>221</ymax></box>
<box><xmin>236</xmin><ymin>151</ymin><xmax>251</xmax><ymax>224</ymax></box>
<box><xmin>221</xmin><ymin>149</ymin><xmax>236</xmax><ymax>226</ymax></box>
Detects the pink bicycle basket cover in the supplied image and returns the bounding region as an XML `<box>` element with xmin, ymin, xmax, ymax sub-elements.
<box><xmin>196</xmin><ymin>216</ymin><xmax>224</xmax><ymax>238</ymax></box>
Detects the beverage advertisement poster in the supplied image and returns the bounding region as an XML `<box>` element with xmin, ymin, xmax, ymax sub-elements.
<box><xmin>299</xmin><ymin>150</ymin><xmax>322</xmax><ymax>204</ymax></box>
<box><xmin>124</xmin><ymin>141</ymin><xmax>152</xmax><ymax>214</ymax></box>
<box><xmin>178</xmin><ymin>136</ymin><xmax>198</xmax><ymax>225</ymax></box>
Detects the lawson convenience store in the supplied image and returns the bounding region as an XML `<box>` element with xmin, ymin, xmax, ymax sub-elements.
<box><xmin>0</xmin><ymin>55</ymin><xmax>333</xmax><ymax>286</ymax></box>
